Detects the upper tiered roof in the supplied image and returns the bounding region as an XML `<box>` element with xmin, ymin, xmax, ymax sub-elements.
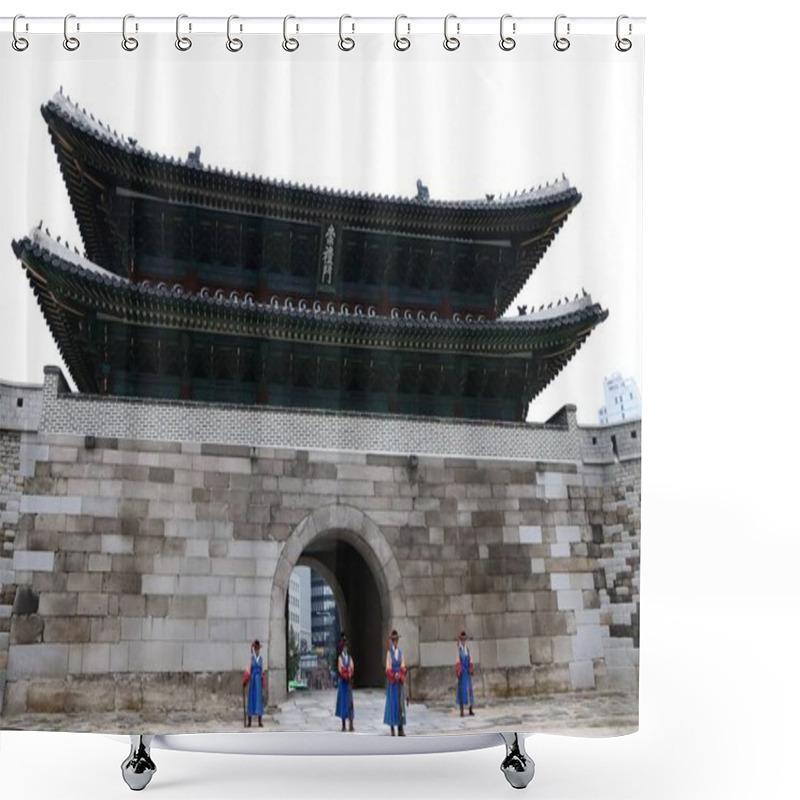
<box><xmin>43</xmin><ymin>90</ymin><xmax>581</xmax><ymax>316</ymax></box>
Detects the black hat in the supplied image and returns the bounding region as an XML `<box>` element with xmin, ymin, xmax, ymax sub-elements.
<box><xmin>390</xmin><ymin>629</ymin><xmax>400</xmax><ymax>639</ymax></box>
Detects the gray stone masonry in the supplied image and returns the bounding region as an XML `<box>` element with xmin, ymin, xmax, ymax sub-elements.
<box><xmin>1</xmin><ymin>368</ymin><xmax>640</xmax><ymax>718</ymax></box>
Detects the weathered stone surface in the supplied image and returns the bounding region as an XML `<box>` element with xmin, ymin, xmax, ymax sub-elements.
<box><xmin>7</xmin><ymin>643</ymin><xmax>69</xmax><ymax>678</ymax></box>
<box><xmin>534</xmin><ymin>664</ymin><xmax>571</xmax><ymax>693</ymax></box>
<box><xmin>12</xmin><ymin>585</ymin><xmax>39</xmax><ymax>614</ymax></box>
<box><xmin>10</xmin><ymin>614</ymin><xmax>44</xmax><ymax>644</ymax></box>
<box><xmin>44</xmin><ymin>616</ymin><xmax>91</xmax><ymax>643</ymax></box>
<box><xmin>38</xmin><ymin>592</ymin><xmax>78</xmax><ymax>616</ymax></box>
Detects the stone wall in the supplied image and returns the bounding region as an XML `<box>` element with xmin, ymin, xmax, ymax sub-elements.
<box><xmin>1</xmin><ymin>369</ymin><xmax>640</xmax><ymax>718</ymax></box>
<box><xmin>0</xmin><ymin>379</ymin><xmax>43</xmax><ymax>713</ymax></box>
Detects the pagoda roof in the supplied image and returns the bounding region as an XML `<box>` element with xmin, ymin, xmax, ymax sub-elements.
<box><xmin>43</xmin><ymin>91</ymin><xmax>581</xmax><ymax>304</ymax></box>
<box><xmin>13</xmin><ymin>231</ymin><xmax>607</xmax><ymax>400</ymax></box>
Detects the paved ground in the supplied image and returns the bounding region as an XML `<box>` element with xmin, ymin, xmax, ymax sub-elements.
<box><xmin>0</xmin><ymin>689</ymin><xmax>637</xmax><ymax>736</ymax></box>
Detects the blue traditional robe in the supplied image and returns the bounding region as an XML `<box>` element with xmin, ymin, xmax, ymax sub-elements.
<box><xmin>383</xmin><ymin>644</ymin><xmax>406</xmax><ymax>727</ymax></box>
<box><xmin>335</xmin><ymin>652</ymin><xmax>354</xmax><ymax>720</ymax></box>
<box><xmin>456</xmin><ymin>642</ymin><xmax>474</xmax><ymax>707</ymax></box>
<box><xmin>247</xmin><ymin>652</ymin><xmax>264</xmax><ymax>716</ymax></box>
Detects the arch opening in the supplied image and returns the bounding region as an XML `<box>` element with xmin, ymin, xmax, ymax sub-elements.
<box><xmin>269</xmin><ymin>504</ymin><xmax>405</xmax><ymax>705</ymax></box>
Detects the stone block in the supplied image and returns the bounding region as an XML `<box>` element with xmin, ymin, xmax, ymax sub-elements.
<box><xmin>91</xmin><ymin>617</ymin><xmax>122</xmax><ymax>643</ymax></box>
<box><xmin>530</xmin><ymin>558</ymin><xmax>546</xmax><ymax>574</ymax></box>
<box><xmin>82</xmin><ymin>497</ymin><xmax>120</xmax><ymax>517</ymax></box>
<box><xmin>570</xmin><ymin>573</ymin><xmax>595</xmax><ymax>590</ymax></box>
<box><xmin>147</xmin><ymin>594</ymin><xmax>170</xmax><ymax>617</ymax></box>
<box><xmin>419</xmin><ymin>641</ymin><xmax>459</xmax><ymax>668</ymax></box>
<box><xmin>183</xmin><ymin>642</ymin><xmax>234</xmax><ymax>671</ymax></box>
<box><xmin>3</xmin><ymin>680</ymin><xmax>29</xmax><ymax>714</ymax></box>
<box><xmin>44</xmin><ymin>616</ymin><xmax>91</xmax><ymax>643</ymax></box>
<box><xmin>7</xmin><ymin>643</ymin><xmax>69</xmax><ymax>678</ymax></box>
<box><xmin>503</xmin><ymin>611</ymin><xmax>534</xmax><ymax>638</ymax></box>
<box><xmin>58</xmin><ymin>532</ymin><xmax>101</xmax><ymax>552</ymax></box>
<box><xmin>27</xmin><ymin>680</ymin><xmax>67</xmax><ymax>712</ymax></box>
<box><xmin>100</xmin><ymin>534</ymin><xmax>134</xmax><ymax>555</ymax></box>
<box><xmin>532</xmin><ymin>612</ymin><xmax>569</xmax><ymax>636</ymax></box>
<box><xmin>471</xmin><ymin>593</ymin><xmax>506</xmax><ymax>614</ymax></box>
<box><xmin>479</xmin><ymin>667</ymin><xmax>510</xmax><ymax>697</ymax></box>
<box><xmin>507</xmin><ymin>592</ymin><xmax>536</xmax><ymax>612</ymax></box>
<box><xmin>119</xmin><ymin>594</ymin><xmax>146</xmax><ymax>616</ymax></box>
<box><xmin>109</xmin><ymin>642</ymin><xmax>131</xmax><ymax>671</ymax></box>
<box><xmin>141</xmin><ymin>575</ymin><xmax>176</xmax><ymax>595</ymax></box>
<box><xmin>121</xmin><ymin>618</ymin><xmax>143</xmax><ymax>641</ymax></box>
<box><xmin>39</xmin><ymin>592</ymin><xmax>78</xmax><ymax>617</ymax></box>
<box><xmin>496</xmin><ymin>637</ymin><xmax>531</xmax><ymax>668</ymax></box>
<box><xmin>507</xmin><ymin>666</ymin><xmax>537</xmax><ymax>695</ymax></box>
<box><xmin>544</xmin><ymin>484</ymin><xmax>568</xmax><ymax>499</ymax></box>
<box><xmin>12</xmin><ymin>550</ymin><xmax>54</xmax><ymax>572</ymax></box>
<box><xmin>10</xmin><ymin>615</ymin><xmax>44</xmax><ymax>644</ymax></box>
<box><xmin>606</xmin><ymin>665</ymin><xmax>638</xmax><ymax>691</ymax></box>
<box><xmin>519</xmin><ymin>525</ymin><xmax>542</xmax><ymax>544</ymax></box>
<box><xmin>529</xmin><ymin>636</ymin><xmax>552</xmax><ymax>664</ymax></box>
<box><xmin>550</xmin><ymin>574</ymin><xmax>571</xmax><ymax>591</ymax></box>
<box><xmin>12</xmin><ymin>586</ymin><xmax>39</xmax><ymax>614</ymax></box>
<box><xmin>557</xmin><ymin>590</ymin><xmax>584</xmax><ymax>611</ymax></box>
<box><xmin>142</xmin><ymin>617</ymin><xmax>197</xmax><ymax>642</ymax></box>
<box><xmin>208</xmin><ymin>618</ymin><xmax>246</xmax><ymax>642</ymax></box>
<box><xmin>552</xmin><ymin>635</ymin><xmax>573</xmax><ymax>663</ymax></box>
<box><xmin>102</xmin><ymin>572</ymin><xmax>142</xmax><ymax>595</ymax></box>
<box><xmin>77</xmin><ymin>593</ymin><xmax>109</xmax><ymax>616</ymax></box>
<box><xmin>556</xmin><ymin>525</ymin><xmax>582</xmax><ymax>543</ymax></box>
<box><xmin>26</xmin><ymin>530</ymin><xmax>59</xmax><ymax>551</ymax></box>
<box><xmin>19</xmin><ymin>494</ymin><xmax>81</xmax><ymax>515</ymax></box>
<box><xmin>87</xmin><ymin>553</ymin><xmax>112</xmax><ymax>572</ymax></box>
<box><xmin>170</xmin><ymin>595</ymin><xmax>208</xmax><ymax>619</ymax></box>
<box><xmin>115</xmin><ymin>673</ymin><xmax>142</xmax><ymax>711</ymax></box>
<box><xmin>534</xmin><ymin>664</ymin><xmax>571</xmax><ymax>693</ymax></box>
<box><xmin>129</xmin><ymin>641</ymin><xmax>183</xmax><ymax>672</ymax></box>
<box><xmin>80</xmin><ymin>643</ymin><xmax>112</xmax><ymax>674</ymax></box>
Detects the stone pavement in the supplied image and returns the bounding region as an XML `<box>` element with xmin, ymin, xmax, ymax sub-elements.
<box><xmin>0</xmin><ymin>688</ymin><xmax>636</xmax><ymax>736</ymax></box>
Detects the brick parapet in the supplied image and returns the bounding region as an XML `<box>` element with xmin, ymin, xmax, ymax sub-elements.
<box><xmin>39</xmin><ymin>367</ymin><xmax>583</xmax><ymax>463</ymax></box>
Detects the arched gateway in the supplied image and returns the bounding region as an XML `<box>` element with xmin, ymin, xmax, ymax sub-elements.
<box><xmin>268</xmin><ymin>505</ymin><xmax>406</xmax><ymax>704</ymax></box>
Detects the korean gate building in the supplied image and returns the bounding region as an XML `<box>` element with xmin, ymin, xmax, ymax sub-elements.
<box><xmin>0</xmin><ymin>92</ymin><xmax>640</xmax><ymax>716</ymax></box>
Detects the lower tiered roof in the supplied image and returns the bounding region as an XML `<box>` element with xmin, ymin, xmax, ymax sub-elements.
<box><xmin>13</xmin><ymin>231</ymin><xmax>608</xmax><ymax>422</ymax></box>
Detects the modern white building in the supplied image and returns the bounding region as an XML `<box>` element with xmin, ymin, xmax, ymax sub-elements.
<box><xmin>598</xmin><ymin>372</ymin><xmax>642</xmax><ymax>425</ymax></box>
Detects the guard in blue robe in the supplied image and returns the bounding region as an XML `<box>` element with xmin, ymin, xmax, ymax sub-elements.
<box><xmin>383</xmin><ymin>630</ymin><xmax>406</xmax><ymax>735</ymax></box>
<box><xmin>456</xmin><ymin>631</ymin><xmax>475</xmax><ymax>716</ymax></box>
<box><xmin>335</xmin><ymin>636</ymin><xmax>355</xmax><ymax>731</ymax></box>
<box><xmin>246</xmin><ymin>640</ymin><xmax>265</xmax><ymax>727</ymax></box>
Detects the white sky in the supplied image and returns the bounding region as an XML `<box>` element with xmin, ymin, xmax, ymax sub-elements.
<box><xmin>0</xmin><ymin>32</ymin><xmax>642</xmax><ymax>424</ymax></box>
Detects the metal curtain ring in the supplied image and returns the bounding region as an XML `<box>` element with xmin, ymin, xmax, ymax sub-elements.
<box><xmin>122</xmin><ymin>14</ymin><xmax>138</xmax><ymax>51</ymax></box>
<box><xmin>338</xmin><ymin>14</ymin><xmax>355</xmax><ymax>51</ymax></box>
<box><xmin>176</xmin><ymin>14</ymin><xmax>192</xmax><ymax>51</ymax></box>
<box><xmin>12</xmin><ymin>14</ymin><xmax>29</xmax><ymax>51</ymax></box>
<box><xmin>283</xmin><ymin>15</ymin><xmax>299</xmax><ymax>51</ymax></box>
<box><xmin>553</xmin><ymin>14</ymin><xmax>570</xmax><ymax>51</ymax></box>
<box><xmin>226</xmin><ymin>15</ymin><xmax>243</xmax><ymax>52</ymax></box>
<box><xmin>615</xmin><ymin>14</ymin><xmax>632</xmax><ymax>51</ymax></box>
<box><xmin>499</xmin><ymin>13</ymin><xmax>516</xmax><ymax>51</ymax></box>
<box><xmin>443</xmin><ymin>14</ymin><xmax>460</xmax><ymax>51</ymax></box>
<box><xmin>394</xmin><ymin>14</ymin><xmax>410</xmax><ymax>51</ymax></box>
<box><xmin>63</xmin><ymin>14</ymin><xmax>80</xmax><ymax>51</ymax></box>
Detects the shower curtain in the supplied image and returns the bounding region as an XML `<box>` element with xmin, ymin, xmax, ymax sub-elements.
<box><xmin>0</xmin><ymin>17</ymin><xmax>644</xmax><ymax>739</ymax></box>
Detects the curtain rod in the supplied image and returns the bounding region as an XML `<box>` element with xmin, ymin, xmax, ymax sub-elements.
<box><xmin>2</xmin><ymin>15</ymin><xmax>646</xmax><ymax>36</ymax></box>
